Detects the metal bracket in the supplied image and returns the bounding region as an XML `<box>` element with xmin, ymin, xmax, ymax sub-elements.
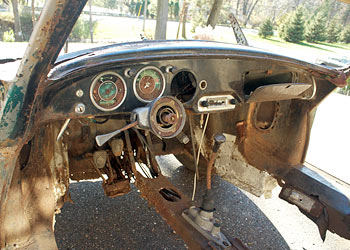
<box><xmin>280</xmin><ymin>165</ymin><xmax>350</xmax><ymax>241</ymax></box>
<box><xmin>182</xmin><ymin>206</ymin><xmax>233</xmax><ymax>249</ymax></box>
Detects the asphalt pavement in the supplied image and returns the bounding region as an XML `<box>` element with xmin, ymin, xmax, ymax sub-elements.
<box><xmin>54</xmin><ymin>155</ymin><xmax>350</xmax><ymax>250</ymax></box>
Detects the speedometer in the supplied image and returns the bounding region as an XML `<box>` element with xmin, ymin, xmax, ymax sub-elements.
<box><xmin>90</xmin><ymin>71</ymin><xmax>127</xmax><ymax>111</ymax></box>
<box><xmin>133</xmin><ymin>66</ymin><xmax>166</xmax><ymax>102</ymax></box>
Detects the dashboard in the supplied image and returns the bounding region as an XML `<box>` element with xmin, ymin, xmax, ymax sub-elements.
<box><xmin>40</xmin><ymin>40</ymin><xmax>333</xmax><ymax>123</ymax></box>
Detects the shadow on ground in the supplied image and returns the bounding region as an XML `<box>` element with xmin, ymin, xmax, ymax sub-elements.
<box><xmin>55</xmin><ymin>155</ymin><xmax>289</xmax><ymax>250</ymax></box>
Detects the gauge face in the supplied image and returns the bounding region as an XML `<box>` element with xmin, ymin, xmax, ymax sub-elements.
<box><xmin>90</xmin><ymin>72</ymin><xmax>127</xmax><ymax>111</ymax></box>
<box><xmin>133</xmin><ymin>66</ymin><xmax>166</xmax><ymax>102</ymax></box>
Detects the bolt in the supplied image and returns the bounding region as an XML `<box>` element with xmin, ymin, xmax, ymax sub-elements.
<box><xmin>163</xmin><ymin>113</ymin><xmax>177</xmax><ymax>124</ymax></box>
<box><xmin>176</xmin><ymin>132</ymin><xmax>190</xmax><ymax>144</ymax></box>
<box><xmin>213</xmin><ymin>133</ymin><xmax>226</xmax><ymax>153</ymax></box>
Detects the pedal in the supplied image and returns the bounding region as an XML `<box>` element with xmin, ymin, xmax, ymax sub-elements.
<box><xmin>102</xmin><ymin>179</ymin><xmax>131</xmax><ymax>198</ymax></box>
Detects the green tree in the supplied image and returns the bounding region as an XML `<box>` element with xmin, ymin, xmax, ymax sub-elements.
<box><xmin>1</xmin><ymin>0</ymin><xmax>23</xmax><ymax>41</ymax></box>
<box><xmin>326</xmin><ymin>21</ymin><xmax>340</xmax><ymax>43</ymax></box>
<box><xmin>279</xmin><ymin>7</ymin><xmax>305</xmax><ymax>43</ymax></box>
<box><xmin>70</xmin><ymin>18</ymin><xmax>97</xmax><ymax>41</ymax></box>
<box><xmin>341</xmin><ymin>26</ymin><xmax>350</xmax><ymax>44</ymax></box>
<box><xmin>278</xmin><ymin>14</ymin><xmax>290</xmax><ymax>40</ymax></box>
<box><xmin>174</xmin><ymin>1</ymin><xmax>179</xmax><ymax>19</ymax></box>
<box><xmin>258</xmin><ymin>19</ymin><xmax>274</xmax><ymax>38</ymax></box>
<box><xmin>190</xmin><ymin>0</ymin><xmax>212</xmax><ymax>32</ymax></box>
<box><xmin>106</xmin><ymin>0</ymin><xmax>117</xmax><ymax>9</ymax></box>
<box><xmin>305</xmin><ymin>12</ymin><xmax>327</xmax><ymax>43</ymax></box>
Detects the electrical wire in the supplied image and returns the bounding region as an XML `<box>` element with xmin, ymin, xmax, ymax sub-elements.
<box><xmin>189</xmin><ymin>116</ymin><xmax>198</xmax><ymax>201</ymax></box>
<box><xmin>191</xmin><ymin>113</ymin><xmax>210</xmax><ymax>201</ymax></box>
<box><xmin>197</xmin><ymin>114</ymin><xmax>210</xmax><ymax>168</ymax></box>
<box><xmin>132</xmin><ymin>128</ymin><xmax>158</xmax><ymax>178</ymax></box>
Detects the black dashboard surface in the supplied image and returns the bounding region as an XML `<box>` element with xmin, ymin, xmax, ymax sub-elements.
<box><xmin>41</xmin><ymin>40</ymin><xmax>337</xmax><ymax>122</ymax></box>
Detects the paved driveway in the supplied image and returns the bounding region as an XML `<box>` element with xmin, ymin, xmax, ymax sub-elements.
<box><xmin>55</xmin><ymin>156</ymin><xmax>350</xmax><ymax>250</ymax></box>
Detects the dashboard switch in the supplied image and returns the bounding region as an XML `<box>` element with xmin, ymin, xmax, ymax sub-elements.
<box><xmin>197</xmin><ymin>95</ymin><xmax>236</xmax><ymax>112</ymax></box>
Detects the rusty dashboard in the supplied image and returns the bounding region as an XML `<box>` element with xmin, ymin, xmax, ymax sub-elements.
<box><xmin>40</xmin><ymin>40</ymin><xmax>336</xmax><ymax>123</ymax></box>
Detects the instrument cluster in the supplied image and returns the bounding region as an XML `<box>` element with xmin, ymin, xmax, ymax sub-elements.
<box><xmin>90</xmin><ymin>65</ymin><xmax>166</xmax><ymax>112</ymax></box>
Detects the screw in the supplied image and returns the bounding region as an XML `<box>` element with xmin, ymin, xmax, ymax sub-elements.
<box><xmin>75</xmin><ymin>103</ymin><xmax>86</xmax><ymax>114</ymax></box>
<box><xmin>124</xmin><ymin>68</ymin><xmax>136</xmax><ymax>78</ymax></box>
<box><xmin>165</xmin><ymin>65</ymin><xmax>177</xmax><ymax>73</ymax></box>
<box><xmin>76</xmin><ymin>89</ymin><xmax>84</xmax><ymax>97</ymax></box>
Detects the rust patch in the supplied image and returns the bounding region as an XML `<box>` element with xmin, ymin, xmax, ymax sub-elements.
<box><xmin>236</xmin><ymin>121</ymin><xmax>246</xmax><ymax>143</ymax></box>
<box><xmin>327</xmin><ymin>70</ymin><xmax>350</xmax><ymax>88</ymax></box>
<box><xmin>237</xmin><ymin>100</ymin><xmax>308</xmax><ymax>176</ymax></box>
<box><xmin>124</xmin><ymin>130</ymin><xmax>244</xmax><ymax>249</ymax></box>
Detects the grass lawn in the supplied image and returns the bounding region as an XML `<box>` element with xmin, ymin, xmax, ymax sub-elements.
<box><xmin>90</xmin><ymin>15</ymin><xmax>349</xmax><ymax>63</ymax></box>
<box><xmin>244</xmin><ymin>32</ymin><xmax>350</xmax><ymax>61</ymax></box>
<box><xmin>246</xmin><ymin>32</ymin><xmax>350</xmax><ymax>52</ymax></box>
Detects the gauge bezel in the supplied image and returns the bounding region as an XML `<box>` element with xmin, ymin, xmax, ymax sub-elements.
<box><xmin>133</xmin><ymin>66</ymin><xmax>166</xmax><ymax>103</ymax></box>
<box><xmin>90</xmin><ymin>71</ymin><xmax>127</xmax><ymax>112</ymax></box>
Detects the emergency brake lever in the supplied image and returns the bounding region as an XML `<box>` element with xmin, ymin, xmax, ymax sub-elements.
<box><xmin>95</xmin><ymin>121</ymin><xmax>138</xmax><ymax>147</ymax></box>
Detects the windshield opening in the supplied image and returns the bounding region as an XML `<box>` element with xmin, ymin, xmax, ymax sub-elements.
<box><xmin>0</xmin><ymin>0</ymin><xmax>349</xmax><ymax>83</ymax></box>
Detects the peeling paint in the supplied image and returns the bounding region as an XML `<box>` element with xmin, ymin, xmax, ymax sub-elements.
<box><xmin>2</xmin><ymin>85</ymin><xmax>24</xmax><ymax>116</ymax></box>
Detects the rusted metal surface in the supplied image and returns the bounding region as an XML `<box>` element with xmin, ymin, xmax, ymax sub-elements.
<box><xmin>0</xmin><ymin>0</ymin><xmax>349</xmax><ymax>247</ymax></box>
<box><xmin>124</xmin><ymin>130</ymin><xmax>246</xmax><ymax>249</ymax></box>
<box><xmin>206</xmin><ymin>134</ymin><xmax>226</xmax><ymax>190</ymax></box>
<box><xmin>0</xmin><ymin>0</ymin><xmax>87</xmax><ymax>146</ymax></box>
<box><xmin>88</xmin><ymin>152</ymin><xmax>131</xmax><ymax>198</ymax></box>
<box><xmin>0</xmin><ymin>80</ymin><xmax>8</xmax><ymax>109</ymax></box>
<box><xmin>102</xmin><ymin>179</ymin><xmax>131</xmax><ymax>198</ymax></box>
<box><xmin>327</xmin><ymin>68</ymin><xmax>350</xmax><ymax>88</ymax></box>
<box><xmin>2</xmin><ymin>122</ymin><xmax>70</xmax><ymax>249</ymax></box>
<box><xmin>206</xmin><ymin>151</ymin><xmax>217</xmax><ymax>190</ymax></box>
<box><xmin>0</xmin><ymin>0</ymin><xmax>87</xmax><ymax>248</ymax></box>
<box><xmin>237</xmin><ymin>100</ymin><xmax>309</xmax><ymax>177</ymax></box>
<box><xmin>246</xmin><ymin>83</ymin><xmax>312</xmax><ymax>103</ymax></box>
<box><xmin>280</xmin><ymin>186</ymin><xmax>324</xmax><ymax>218</ymax></box>
<box><xmin>0</xmin><ymin>147</ymin><xmax>21</xmax><ymax>248</ymax></box>
<box><xmin>281</xmin><ymin>166</ymin><xmax>350</xmax><ymax>241</ymax></box>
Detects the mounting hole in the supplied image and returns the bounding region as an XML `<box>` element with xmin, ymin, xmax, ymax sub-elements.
<box><xmin>170</xmin><ymin>71</ymin><xmax>197</xmax><ymax>102</ymax></box>
<box><xmin>199</xmin><ymin>80</ymin><xmax>207</xmax><ymax>90</ymax></box>
<box><xmin>159</xmin><ymin>188</ymin><xmax>181</xmax><ymax>202</ymax></box>
<box><xmin>255</xmin><ymin>101</ymin><xmax>277</xmax><ymax>130</ymax></box>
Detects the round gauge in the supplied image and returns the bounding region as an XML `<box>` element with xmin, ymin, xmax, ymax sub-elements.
<box><xmin>90</xmin><ymin>71</ymin><xmax>127</xmax><ymax>111</ymax></box>
<box><xmin>133</xmin><ymin>66</ymin><xmax>166</xmax><ymax>102</ymax></box>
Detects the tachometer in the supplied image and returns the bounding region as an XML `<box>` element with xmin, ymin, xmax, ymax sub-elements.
<box><xmin>90</xmin><ymin>71</ymin><xmax>127</xmax><ymax>111</ymax></box>
<box><xmin>133</xmin><ymin>66</ymin><xmax>166</xmax><ymax>102</ymax></box>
